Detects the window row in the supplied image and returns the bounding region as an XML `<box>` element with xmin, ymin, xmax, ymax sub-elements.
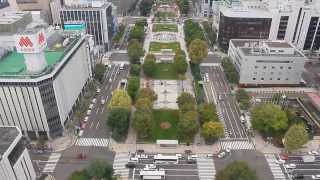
<box><xmin>254</xmin><ymin>66</ymin><xmax>292</xmax><ymax>69</ymax></box>
<box><xmin>252</xmin><ymin>77</ymin><xmax>289</xmax><ymax>81</ymax></box>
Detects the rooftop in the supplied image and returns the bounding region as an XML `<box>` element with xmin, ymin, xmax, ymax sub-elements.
<box><xmin>0</xmin><ymin>126</ymin><xmax>19</xmax><ymax>156</ymax></box>
<box><xmin>0</xmin><ymin>11</ymin><xmax>29</xmax><ymax>25</ymax></box>
<box><xmin>220</xmin><ymin>6</ymin><xmax>272</xmax><ymax>18</ymax></box>
<box><xmin>264</xmin><ymin>41</ymin><xmax>291</xmax><ymax>48</ymax></box>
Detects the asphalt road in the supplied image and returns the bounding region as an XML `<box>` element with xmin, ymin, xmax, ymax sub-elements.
<box><xmin>282</xmin><ymin>154</ymin><xmax>320</xmax><ymax>180</ymax></box>
<box><xmin>200</xmin><ymin>66</ymin><xmax>248</xmax><ymax>139</ymax></box>
<box><xmin>82</xmin><ymin>64</ymin><xmax>130</xmax><ymax>138</ymax></box>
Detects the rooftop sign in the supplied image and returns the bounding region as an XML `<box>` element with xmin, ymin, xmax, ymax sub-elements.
<box><xmin>14</xmin><ymin>29</ymin><xmax>47</xmax><ymax>54</ymax></box>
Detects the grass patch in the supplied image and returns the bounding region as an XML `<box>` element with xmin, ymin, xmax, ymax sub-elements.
<box><xmin>149</xmin><ymin>42</ymin><xmax>180</xmax><ymax>52</ymax></box>
<box><xmin>150</xmin><ymin>63</ymin><xmax>180</xmax><ymax>79</ymax></box>
<box><xmin>151</xmin><ymin>109</ymin><xmax>179</xmax><ymax>141</ymax></box>
<box><xmin>153</xmin><ymin>24</ymin><xmax>178</xmax><ymax>32</ymax></box>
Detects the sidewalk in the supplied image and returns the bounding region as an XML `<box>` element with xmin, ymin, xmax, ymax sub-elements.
<box><xmin>254</xmin><ymin>133</ymin><xmax>282</xmax><ymax>154</ymax></box>
<box><xmin>50</xmin><ymin>133</ymin><xmax>77</xmax><ymax>152</ymax></box>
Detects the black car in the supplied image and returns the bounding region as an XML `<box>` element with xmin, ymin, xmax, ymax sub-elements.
<box><xmin>292</xmin><ymin>173</ymin><xmax>304</xmax><ymax>179</ymax></box>
<box><xmin>137</xmin><ymin>149</ymin><xmax>144</xmax><ymax>154</ymax></box>
<box><xmin>125</xmin><ymin>162</ymin><xmax>136</xmax><ymax>168</ymax></box>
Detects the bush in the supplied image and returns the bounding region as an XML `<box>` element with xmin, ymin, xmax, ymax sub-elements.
<box><xmin>236</xmin><ymin>89</ymin><xmax>250</xmax><ymax>110</ymax></box>
<box><xmin>94</xmin><ymin>64</ymin><xmax>106</xmax><ymax>82</ymax></box>
<box><xmin>216</xmin><ymin>161</ymin><xmax>257</xmax><ymax>180</ymax></box>
<box><xmin>202</xmin><ymin>21</ymin><xmax>217</xmax><ymax>47</ymax></box>
<box><xmin>198</xmin><ymin>103</ymin><xmax>218</xmax><ymax>124</ymax></box>
<box><xmin>184</xmin><ymin>19</ymin><xmax>205</xmax><ymax>46</ymax></box>
<box><xmin>201</xmin><ymin>121</ymin><xmax>224</xmax><ymax>143</ymax></box>
<box><xmin>108</xmin><ymin>89</ymin><xmax>132</xmax><ymax>111</ymax></box>
<box><xmin>128</xmin><ymin>39</ymin><xmax>144</xmax><ymax>64</ymax></box>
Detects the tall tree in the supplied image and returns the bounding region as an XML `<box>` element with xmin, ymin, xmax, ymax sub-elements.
<box><xmin>177</xmin><ymin>111</ymin><xmax>198</xmax><ymax>142</ymax></box>
<box><xmin>135</xmin><ymin>97</ymin><xmax>152</xmax><ymax>111</ymax></box>
<box><xmin>140</xmin><ymin>0</ymin><xmax>154</xmax><ymax>16</ymax></box>
<box><xmin>94</xmin><ymin>64</ymin><xmax>106</xmax><ymax>82</ymax></box>
<box><xmin>284</xmin><ymin>124</ymin><xmax>309</xmax><ymax>153</ymax></box>
<box><xmin>68</xmin><ymin>170</ymin><xmax>89</xmax><ymax>180</ymax></box>
<box><xmin>107</xmin><ymin>108</ymin><xmax>130</xmax><ymax>140</ymax></box>
<box><xmin>133</xmin><ymin>109</ymin><xmax>153</xmax><ymax>139</ymax></box>
<box><xmin>129</xmin><ymin>23</ymin><xmax>145</xmax><ymax>42</ymax></box>
<box><xmin>177</xmin><ymin>92</ymin><xmax>196</xmax><ymax>112</ymax></box>
<box><xmin>127</xmin><ymin>76</ymin><xmax>140</xmax><ymax>101</ymax></box>
<box><xmin>251</xmin><ymin>104</ymin><xmax>288</xmax><ymax>136</ymax></box>
<box><xmin>221</xmin><ymin>57</ymin><xmax>239</xmax><ymax>83</ymax></box>
<box><xmin>87</xmin><ymin>160</ymin><xmax>113</xmax><ymax>180</ymax></box>
<box><xmin>128</xmin><ymin>39</ymin><xmax>144</xmax><ymax>64</ymax></box>
<box><xmin>201</xmin><ymin>121</ymin><xmax>224</xmax><ymax>142</ymax></box>
<box><xmin>143</xmin><ymin>54</ymin><xmax>156</xmax><ymax>77</ymax></box>
<box><xmin>108</xmin><ymin>89</ymin><xmax>132</xmax><ymax>111</ymax></box>
<box><xmin>130</xmin><ymin>64</ymin><xmax>141</xmax><ymax>76</ymax></box>
<box><xmin>136</xmin><ymin>87</ymin><xmax>157</xmax><ymax>102</ymax></box>
<box><xmin>188</xmin><ymin>39</ymin><xmax>208</xmax><ymax>64</ymax></box>
<box><xmin>216</xmin><ymin>161</ymin><xmax>257</xmax><ymax>180</ymax></box>
<box><xmin>236</xmin><ymin>89</ymin><xmax>251</xmax><ymax>110</ymax></box>
<box><xmin>174</xmin><ymin>50</ymin><xmax>188</xmax><ymax>74</ymax></box>
<box><xmin>198</xmin><ymin>103</ymin><xmax>218</xmax><ymax>124</ymax></box>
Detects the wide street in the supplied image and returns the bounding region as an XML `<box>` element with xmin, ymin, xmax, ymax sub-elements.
<box><xmin>200</xmin><ymin>65</ymin><xmax>251</xmax><ymax>150</ymax></box>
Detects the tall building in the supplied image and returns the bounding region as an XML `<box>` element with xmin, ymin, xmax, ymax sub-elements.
<box><xmin>0</xmin><ymin>126</ymin><xmax>36</xmax><ymax>180</ymax></box>
<box><xmin>13</xmin><ymin>0</ymin><xmax>53</xmax><ymax>23</ymax></box>
<box><xmin>0</xmin><ymin>27</ymin><xmax>94</xmax><ymax>139</ymax></box>
<box><xmin>216</xmin><ymin>0</ymin><xmax>320</xmax><ymax>53</ymax></box>
<box><xmin>228</xmin><ymin>39</ymin><xmax>306</xmax><ymax>87</ymax></box>
<box><xmin>0</xmin><ymin>0</ymin><xmax>10</xmax><ymax>9</ymax></box>
<box><xmin>60</xmin><ymin>0</ymin><xmax>116</xmax><ymax>52</ymax></box>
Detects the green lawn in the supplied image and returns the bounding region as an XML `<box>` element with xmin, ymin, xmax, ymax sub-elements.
<box><xmin>149</xmin><ymin>42</ymin><xmax>180</xmax><ymax>52</ymax></box>
<box><xmin>151</xmin><ymin>110</ymin><xmax>179</xmax><ymax>141</ymax></box>
<box><xmin>151</xmin><ymin>63</ymin><xmax>179</xmax><ymax>79</ymax></box>
<box><xmin>153</xmin><ymin>24</ymin><xmax>178</xmax><ymax>32</ymax></box>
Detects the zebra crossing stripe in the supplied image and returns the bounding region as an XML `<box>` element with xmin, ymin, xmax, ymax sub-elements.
<box><xmin>75</xmin><ymin>138</ymin><xmax>110</xmax><ymax>147</ymax></box>
<box><xmin>220</xmin><ymin>140</ymin><xmax>255</xmax><ymax>150</ymax></box>
<box><xmin>42</xmin><ymin>153</ymin><xmax>61</xmax><ymax>173</ymax></box>
<box><xmin>113</xmin><ymin>153</ymin><xmax>129</xmax><ymax>178</ymax></box>
<box><xmin>197</xmin><ymin>155</ymin><xmax>216</xmax><ymax>180</ymax></box>
<box><xmin>264</xmin><ymin>154</ymin><xmax>286</xmax><ymax>180</ymax></box>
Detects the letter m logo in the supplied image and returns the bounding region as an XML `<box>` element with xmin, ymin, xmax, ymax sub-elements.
<box><xmin>19</xmin><ymin>36</ymin><xmax>33</xmax><ymax>47</ymax></box>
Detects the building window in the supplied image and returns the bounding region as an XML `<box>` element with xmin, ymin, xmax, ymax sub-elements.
<box><xmin>280</xmin><ymin>66</ymin><xmax>283</xmax><ymax>69</ymax></box>
<box><xmin>253</xmin><ymin>72</ymin><xmax>257</xmax><ymax>75</ymax></box>
<box><xmin>277</xmin><ymin>78</ymin><xmax>281</xmax><ymax>80</ymax></box>
<box><xmin>285</xmin><ymin>78</ymin><xmax>289</xmax><ymax>80</ymax></box>
<box><xmin>288</xmin><ymin>67</ymin><xmax>292</xmax><ymax>69</ymax></box>
<box><xmin>261</xmin><ymin>78</ymin><xmax>264</xmax><ymax>80</ymax></box>
<box><xmin>271</xmin><ymin>72</ymin><xmax>274</xmax><ymax>75</ymax></box>
<box><xmin>16</xmin><ymin>0</ymin><xmax>37</xmax><ymax>3</ymax></box>
<box><xmin>270</xmin><ymin>78</ymin><xmax>273</xmax><ymax>80</ymax></box>
<box><xmin>254</xmin><ymin>66</ymin><xmax>258</xmax><ymax>69</ymax></box>
<box><xmin>263</xmin><ymin>66</ymin><xmax>267</xmax><ymax>69</ymax></box>
<box><xmin>272</xmin><ymin>66</ymin><xmax>275</xmax><ymax>69</ymax></box>
<box><xmin>253</xmin><ymin>78</ymin><xmax>256</xmax><ymax>80</ymax></box>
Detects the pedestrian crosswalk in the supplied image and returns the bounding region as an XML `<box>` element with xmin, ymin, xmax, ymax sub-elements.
<box><xmin>220</xmin><ymin>139</ymin><xmax>255</xmax><ymax>150</ymax></box>
<box><xmin>217</xmin><ymin>108</ymin><xmax>229</xmax><ymax>139</ymax></box>
<box><xmin>264</xmin><ymin>154</ymin><xmax>287</xmax><ymax>180</ymax></box>
<box><xmin>75</xmin><ymin>138</ymin><xmax>110</xmax><ymax>147</ymax></box>
<box><xmin>42</xmin><ymin>153</ymin><xmax>61</xmax><ymax>173</ymax></box>
<box><xmin>113</xmin><ymin>152</ymin><xmax>130</xmax><ymax>179</ymax></box>
<box><xmin>197</xmin><ymin>155</ymin><xmax>216</xmax><ymax>180</ymax></box>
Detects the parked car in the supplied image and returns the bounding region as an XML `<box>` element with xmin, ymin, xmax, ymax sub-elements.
<box><xmin>96</xmin><ymin>88</ymin><xmax>101</xmax><ymax>93</ymax></box>
<box><xmin>125</xmin><ymin>162</ymin><xmax>136</xmax><ymax>168</ymax></box>
<box><xmin>86</xmin><ymin>110</ymin><xmax>92</xmax><ymax>116</ymax></box>
<box><xmin>280</xmin><ymin>153</ymin><xmax>289</xmax><ymax>160</ymax></box>
<box><xmin>275</xmin><ymin>159</ymin><xmax>285</xmax><ymax>164</ymax></box>
<box><xmin>101</xmin><ymin>99</ymin><xmax>105</xmax><ymax>105</ymax></box>
<box><xmin>186</xmin><ymin>159</ymin><xmax>196</xmax><ymax>164</ymax></box>
<box><xmin>83</xmin><ymin>116</ymin><xmax>89</xmax><ymax>122</ymax></box>
<box><xmin>308</xmin><ymin>151</ymin><xmax>319</xmax><ymax>155</ymax></box>
<box><xmin>218</xmin><ymin>152</ymin><xmax>226</xmax><ymax>159</ymax></box>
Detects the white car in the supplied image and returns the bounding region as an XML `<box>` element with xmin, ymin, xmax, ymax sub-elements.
<box><xmin>284</xmin><ymin>164</ymin><xmax>296</xmax><ymax>169</ymax></box>
<box><xmin>96</xmin><ymin>88</ymin><xmax>101</xmax><ymax>93</ymax></box>
<box><xmin>86</xmin><ymin>110</ymin><xmax>92</xmax><ymax>116</ymax></box>
<box><xmin>101</xmin><ymin>99</ymin><xmax>105</xmax><ymax>105</ymax></box>
<box><xmin>83</xmin><ymin>116</ymin><xmax>89</xmax><ymax>122</ymax></box>
<box><xmin>89</xmin><ymin>104</ymin><xmax>94</xmax><ymax>109</ymax></box>
<box><xmin>226</xmin><ymin>146</ymin><xmax>231</xmax><ymax>153</ymax></box>
<box><xmin>240</xmin><ymin>115</ymin><xmax>245</xmax><ymax>123</ymax></box>
<box><xmin>92</xmin><ymin>98</ymin><xmax>97</xmax><ymax>104</ymax></box>
<box><xmin>218</xmin><ymin>152</ymin><xmax>226</xmax><ymax>158</ymax></box>
<box><xmin>312</xmin><ymin>175</ymin><xmax>320</xmax><ymax>179</ymax></box>
<box><xmin>78</xmin><ymin>130</ymin><xmax>84</xmax><ymax>137</ymax></box>
<box><xmin>308</xmin><ymin>151</ymin><xmax>319</xmax><ymax>155</ymax></box>
<box><xmin>176</xmin><ymin>154</ymin><xmax>182</xmax><ymax>158</ymax></box>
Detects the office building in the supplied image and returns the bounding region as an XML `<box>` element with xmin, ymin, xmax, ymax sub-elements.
<box><xmin>228</xmin><ymin>39</ymin><xmax>306</xmax><ymax>86</ymax></box>
<box><xmin>0</xmin><ymin>0</ymin><xmax>10</xmax><ymax>9</ymax></box>
<box><xmin>0</xmin><ymin>126</ymin><xmax>36</xmax><ymax>180</ymax></box>
<box><xmin>0</xmin><ymin>26</ymin><xmax>93</xmax><ymax>139</ymax></box>
<box><xmin>60</xmin><ymin>0</ymin><xmax>117</xmax><ymax>51</ymax></box>
<box><xmin>216</xmin><ymin>0</ymin><xmax>320</xmax><ymax>53</ymax></box>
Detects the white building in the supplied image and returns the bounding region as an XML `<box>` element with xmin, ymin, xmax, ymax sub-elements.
<box><xmin>0</xmin><ymin>126</ymin><xmax>36</xmax><ymax>180</ymax></box>
<box><xmin>216</xmin><ymin>0</ymin><xmax>320</xmax><ymax>53</ymax></box>
<box><xmin>228</xmin><ymin>39</ymin><xmax>306</xmax><ymax>86</ymax></box>
<box><xmin>0</xmin><ymin>27</ymin><xmax>93</xmax><ymax>139</ymax></box>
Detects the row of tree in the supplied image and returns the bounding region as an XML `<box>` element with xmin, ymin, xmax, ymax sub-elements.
<box><xmin>176</xmin><ymin>92</ymin><xmax>198</xmax><ymax>142</ymax></box>
<box><xmin>69</xmin><ymin>160</ymin><xmax>113</xmax><ymax>180</ymax></box>
<box><xmin>202</xmin><ymin>21</ymin><xmax>217</xmax><ymax>47</ymax></box>
<box><xmin>221</xmin><ymin>57</ymin><xmax>239</xmax><ymax>84</ymax></box>
<box><xmin>216</xmin><ymin>161</ymin><xmax>257</xmax><ymax>180</ymax></box>
<box><xmin>198</xmin><ymin>103</ymin><xmax>224</xmax><ymax>143</ymax></box>
<box><xmin>251</xmin><ymin>103</ymin><xmax>309</xmax><ymax>152</ymax></box>
<box><xmin>107</xmin><ymin>89</ymin><xmax>132</xmax><ymax>141</ymax></box>
<box><xmin>133</xmin><ymin>88</ymin><xmax>158</xmax><ymax>139</ymax></box>
<box><xmin>128</xmin><ymin>20</ymin><xmax>147</xmax><ymax>64</ymax></box>
<box><xmin>236</xmin><ymin>89</ymin><xmax>250</xmax><ymax>110</ymax></box>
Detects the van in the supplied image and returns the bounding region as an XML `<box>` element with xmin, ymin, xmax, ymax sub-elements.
<box><xmin>120</xmin><ymin>63</ymin><xmax>124</xmax><ymax>70</ymax></box>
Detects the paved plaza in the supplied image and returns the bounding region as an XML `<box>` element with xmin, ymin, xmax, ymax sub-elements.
<box><xmin>153</xmin><ymin>80</ymin><xmax>179</xmax><ymax>109</ymax></box>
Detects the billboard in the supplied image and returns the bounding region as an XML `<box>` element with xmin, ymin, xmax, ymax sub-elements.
<box><xmin>14</xmin><ymin>29</ymin><xmax>47</xmax><ymax>54</ymax></box>
<box><xmin>63</xmin><ymin>23</ymin><xmax>86</xmax><ymax>31</ymax></box>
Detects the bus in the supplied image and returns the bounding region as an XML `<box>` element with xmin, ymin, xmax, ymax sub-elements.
<box><xmin>139</xmin><ymin>168</ymin><xmax>165</xmax><ymax>180</ymax></box>
<box><xmin>153</xmin><ymin>154</ymin><xmax>179</xmax><ymax>164</ymax></box>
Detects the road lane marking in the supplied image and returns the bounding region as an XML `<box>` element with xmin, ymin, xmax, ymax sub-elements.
<box><xmin>101</xmin><ymin>108</ymin><xmax>105</xmax><ymax>113</ymax></box>
<box><xmin>96</xmin><ymin>121</ymin><xmax>100</xmax><ymax>129</ymax></box>
<box><xmin>90</xmin><ymin>122</ymin><xmax>94</xmax><ymax>129</ymax></box>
